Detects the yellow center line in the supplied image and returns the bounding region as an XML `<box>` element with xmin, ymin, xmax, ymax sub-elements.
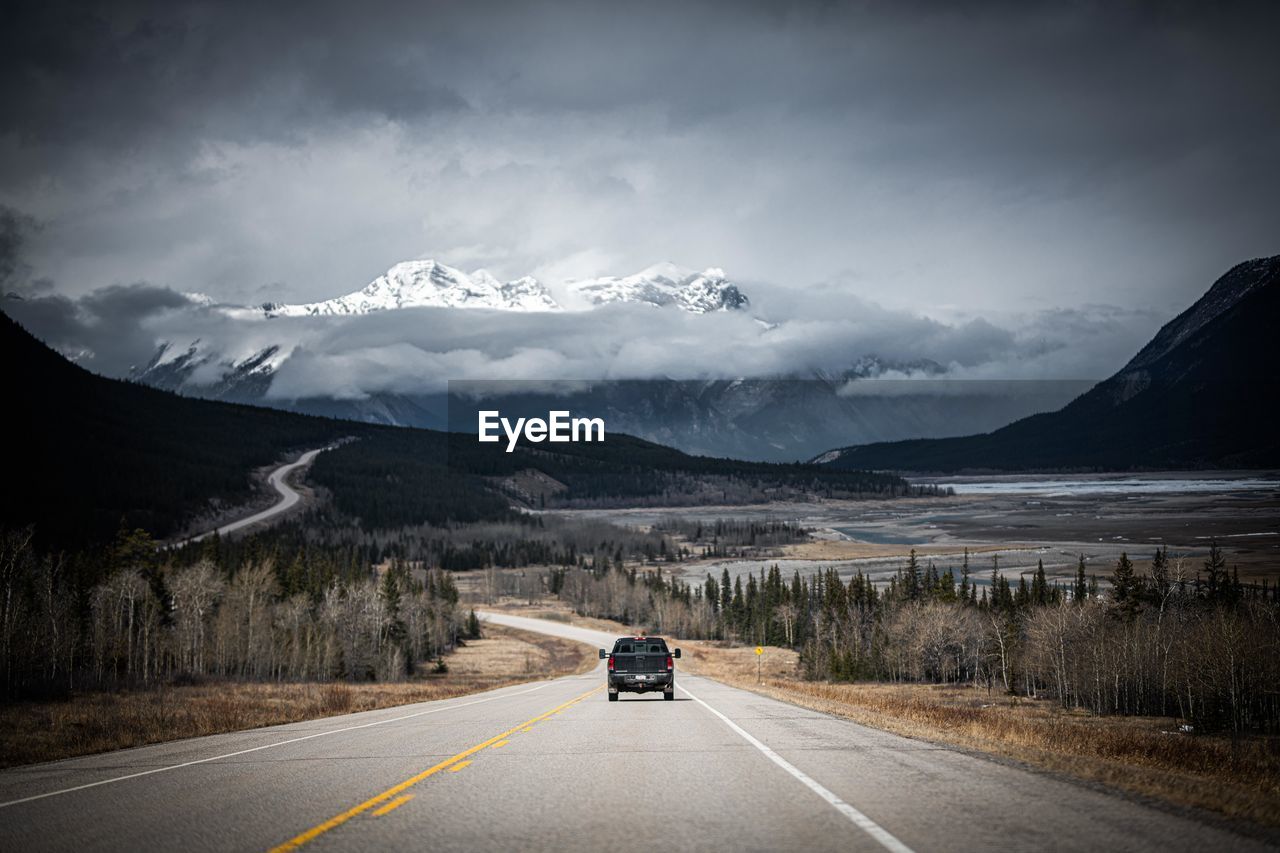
<box><xmin>491</xmin><ymin>740</ymin><xmax>509</xmax><ymax>749</ymax></box>
<box><xmin>447</xmin><ymin>761</ymin><xmax>472</xmax><ymax>773</ymax></box>
<box><xmin>269</xmin><ymin>686</ymin><xmax>600</xmax><ymax>852</ymax></box>
<box><xmin>371</xmin><ymin>795</ymin><xmax>413</xmax><ymax>817</ymax></box>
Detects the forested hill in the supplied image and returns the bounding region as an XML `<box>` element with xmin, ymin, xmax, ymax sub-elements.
<box><xmin>3</xmin><ymin>311</ymin><xmax>914</xmax><ymax>548</ymax></box>
<box><xmin>2</xmin><ymin>311</ymin><xmax>367</xmax><ymax>547</ymax></box>
<box><xmin>817</xmin><ymin>255</ymin><xmax>1280</xmax><ymax>473</ymax></box>
<box><xmin>308</xmin><ymin>428</ymin><xmax>920</xmax><ymax>530</ymax></box>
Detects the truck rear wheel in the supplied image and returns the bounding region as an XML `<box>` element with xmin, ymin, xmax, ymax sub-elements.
<box><xmin>608</xmin><ymin>691</ymin><xmax>618</xmax><ymax>702</ymax></box>
<box><xmin>663</xmin><ymin>688</ymin><xmax>674</xmax><ymax>700</ymax></box>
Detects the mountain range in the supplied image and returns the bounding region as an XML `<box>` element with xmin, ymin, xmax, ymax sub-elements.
<box><xmin>253</xmin><ymin>259</ymin><xmax>748</xmax><ymax>317</ymax></box>
<box><xmin>816</xmin><ymin>255</ymin><xmax>1280</xmax><ymax>472</ymax></box>
<box><xmin>131</xmin><ymin>258</ymin><xmax>757</xmax><ymax>424</ymax></box>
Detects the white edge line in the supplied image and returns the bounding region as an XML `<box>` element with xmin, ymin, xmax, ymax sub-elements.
<box><xmin>0</xmin><ymin>680</ymin><xmax>554</xmax><ymax>809</ymax></box>
<box><xmin>679</xmin><ymin>681</ymin><xmax>915</xmax><ymax>853</ymax></box>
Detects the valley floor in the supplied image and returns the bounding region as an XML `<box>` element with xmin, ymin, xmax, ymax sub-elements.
<box><xmin>558</xmin><ymin>475</ymin><xmax>1280</xmax><ymax>585</ymax></box>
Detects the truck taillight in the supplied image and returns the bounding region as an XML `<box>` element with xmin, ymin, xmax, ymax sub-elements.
<box><xmin>608</xmin><ymin>656</ymin><xmax>615</xmax><ymax>671</ymax></box>
<box><xmin>666</xmin><ymin>655</ymin><xmax>673</xmax><ymax>670</ymax></box>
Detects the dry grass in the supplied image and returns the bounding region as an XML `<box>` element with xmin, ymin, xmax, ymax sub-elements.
<box><xmin>0</xmin><ymin>625</ymin><xmax>594</xmax><ymax>769</ymax></box>
<box><xmin>446</xmin><ymin>624</ymin><xmax>596</xmax><ymax>681</ymax></box>
<box><xmin>680</xmin><ymin>641</ymin><xmax>1280</xmax><ymax>827</ymax></box>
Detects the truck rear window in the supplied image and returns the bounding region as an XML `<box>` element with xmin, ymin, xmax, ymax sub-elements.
<box><xmin>615</xmin><ymin>641</ymin><xmax>666</xmax><ymax>654</ymax></box>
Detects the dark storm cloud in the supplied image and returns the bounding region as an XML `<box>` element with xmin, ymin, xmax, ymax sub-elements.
<box><xmin>1</xmin><ymin>0</ymin><xmax>1277</xmax><ymax>321</ymax></box>
<box><xmin>0</xmin><ymin>205</ymin><xmax>40</xmax><ymax>290</ymax></box>
<box><xmin>0</xmin><ymin>0</ymin><xmax>467</xmax><ymax>155</ymax></box>
<box><xmin>2</xmin><ymin>283</ymin><xmax>192</xmax><ymax>374</ymax></box>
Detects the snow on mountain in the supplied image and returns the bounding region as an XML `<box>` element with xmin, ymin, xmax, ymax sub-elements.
<box><xmin>132</xmin><ymin>337</ymin><xmax>290</xmax><ymax>399</ymax></box>
<box><xmin>567</xmin><ymin>263</ymin><xmax>749</xmax><ymax>313</ymax></box>
<box><xmin>131</xmin><ymin>258</ymin><xmax>752</xmax><ymax>403</ymax></box>
<box><xmin>261</xmin><ymin>260</ymin><xmax>561</xmax><ymax>316</ymax></box>
<box><xmin>259</xmin><ymin>259</ymin><xmax>748</xmax><ymax>317</ymax></box>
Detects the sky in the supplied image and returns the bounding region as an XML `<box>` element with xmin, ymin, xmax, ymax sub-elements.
<box><xmin>1</xmin><ymin>0</ymin><xmax>1278</xmax><ymax>389</ymax></box>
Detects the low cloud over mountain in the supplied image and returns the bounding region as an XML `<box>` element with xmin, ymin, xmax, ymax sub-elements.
<box><xmin>3</xmin><ymin>257</ymin><xmax>1158</xmax><ymax>404</ymax></box>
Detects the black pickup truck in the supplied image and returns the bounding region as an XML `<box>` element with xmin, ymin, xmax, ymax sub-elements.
<box><xmin>599</xmin><ymin>636</ymin><xmax>682</xmax><ymax>701</ymax></box>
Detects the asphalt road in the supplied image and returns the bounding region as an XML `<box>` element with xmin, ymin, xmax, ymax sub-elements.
<box><xmin>187</xmin><ymin>446</ymin><xmax>331</xmax><ymax>543</ymax></box>
<box><xmin>0</xmin><ymin>612</ymin><xmax>1271</xmax><ymax>852</ymax></box>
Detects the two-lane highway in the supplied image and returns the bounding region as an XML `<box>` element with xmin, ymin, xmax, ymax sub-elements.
<box><xmin>0</xmin><ymin>612</ymin><xmax>1271</xmax><ymax>852</ymax></box>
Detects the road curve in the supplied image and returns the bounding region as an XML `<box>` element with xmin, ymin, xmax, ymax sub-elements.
<box><xmin>0</xmin><ymin>615</ymin><xmax>1271</xmax><ymax>852</ymax></box>
<box><xmin>186</xmin><ymin>446</ymin><xmax>332</xmax><ymax>543</ymax></box>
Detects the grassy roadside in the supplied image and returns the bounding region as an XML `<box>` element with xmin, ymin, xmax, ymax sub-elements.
<box><xmin>682</xmin><ymin>643</ymin><xmax>1280</xmax><ymax>828</ymax></box>
<box><xmin>498</xmin><ymin>602</ymin><xmax>1280</xmax><ymax>828</ymax></box>
<box><xmin>0</xmin><ymin>625</ymin><xmax>594</xmax><ymax>769</ymax></box>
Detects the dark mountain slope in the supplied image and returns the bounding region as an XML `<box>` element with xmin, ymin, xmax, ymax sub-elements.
<box><xmin>3</xmin><ymin>311</ymin><xmax>367</xmax><ymax>547</ymax></box>
<box><xmin>819</xmin><ymin>255</ymin><xmax>1280</xmax><ymax>473</ymax></box>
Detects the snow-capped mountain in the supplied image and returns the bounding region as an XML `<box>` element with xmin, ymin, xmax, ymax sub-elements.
<box><xmin>567</xmin><ymin>263</ymin><xmax>749</xmax><ymax>313</ymax></box>
<box><xmin>128</xmin><ymin>257</ymin><xmax>756</xmax><ymax>433</ymax></box>
<box><xmin>261</xmin><ymin>260</ymin><xmax>559</xmax><ymax>316</ymax></box>
<box><xmin>259</xmin><ymin>259</ymin><xmax>748</xmax><ymax>317</ymax></box>
<box><xmin>133</xmin><ymin>339</ymin><xmax>284</xmax><ymax>400</ymax></box>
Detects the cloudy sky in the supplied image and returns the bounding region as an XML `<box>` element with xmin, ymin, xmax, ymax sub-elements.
<box><xmin>2</xmin><ymin>0</ymin><xmax>1278</xmax><ymax>389</ymax></box>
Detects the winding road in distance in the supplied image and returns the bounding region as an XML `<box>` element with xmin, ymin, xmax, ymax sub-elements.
<box><xmin>0</xmin><ymin>610</ymin><xmax>1273</xmax><ymax>852</ymax></box>
<box><xmin>185</xmin><ymin>446</ymin><xmax>332</xmax><ymax>543</ymax></box>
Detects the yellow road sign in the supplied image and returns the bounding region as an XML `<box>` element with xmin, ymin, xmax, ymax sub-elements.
<box><xmin>755</xmin><ymin>646</ymin><xmax>763</xmax><ymax>656</ymax></box>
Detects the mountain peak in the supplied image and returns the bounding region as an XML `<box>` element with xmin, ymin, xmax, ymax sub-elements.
<box><xmin>567</xmin><ymin>263</ymin><xmax>749</xmax><ymax>313</ymax></box>
<box><xmin>1122</xmin><ymin>254</ymin><xmax>1279</xmax><ymax>372</ymax></box>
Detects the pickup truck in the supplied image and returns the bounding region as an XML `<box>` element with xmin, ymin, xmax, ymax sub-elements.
<box><xmin>599</xmin><ymin>636</ymin><xmax>681</xmax><ymax>701</ymax></box>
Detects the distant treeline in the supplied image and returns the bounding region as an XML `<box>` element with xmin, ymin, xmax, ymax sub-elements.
<box><xmin>174</xmin><ymin>512</ymin><xmax>676</xmax><ymax>578</ymax></box>
<box><xmin>559</xmin><ymin>544</ymin><xmax>1280</xmax><ymax>733</ymax></box>
<box><xmin>304</xmin><ymin>428</ymin><xmax>937</xmax><ymax>532</ymax></box>
<box><xmin>448</xmin><ymin>430</ymin><xmax>939</xmax><ymax>506</ymax></box>
<box><xmin>652</xmin><ymin>518</ymin><xmax>812</xmax><ymax>557</ymax></box>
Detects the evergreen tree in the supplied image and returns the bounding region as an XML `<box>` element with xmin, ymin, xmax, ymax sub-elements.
<box><xmin>1204</xmin><ymin>540</ymin><xmax>1228</xmax><ymax>602</ymax></box>
<box><xmin>380</xmin><ymin>567</ymin><xmax>407</xmax><ymax>645</ymax></box>
<box><xmin>1073</xmin><ymin>555</ymin><xmax>1088</xmax><ymax>604</ymax></box>
<box><xmin>731</xmin><ymin>576</ymin><xmax>745</xmax><ymax>635</ymax></box>
<box><xmin>905</xmin><ymin>549</ymin><xmax>921</xmax><ymax>601</ymax></box>
<box><xmin>1031</xmin><ymin>559</ymin><xmax>1048</xmax><ymax>606</ymax></box>
<box><xmin>938</xmin><ymin>568</ymin><xmax>956</xmax><ymax>603</ymax></box>
<box><xmin>1109</xmin><ymin>552</ymin><xmax>1138</xmax><ymax>619</ymax></box>
<box><xmin>924</xmin><ymin>561</ymin><xmax>940</xmax><ymax>598</ymax></box>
